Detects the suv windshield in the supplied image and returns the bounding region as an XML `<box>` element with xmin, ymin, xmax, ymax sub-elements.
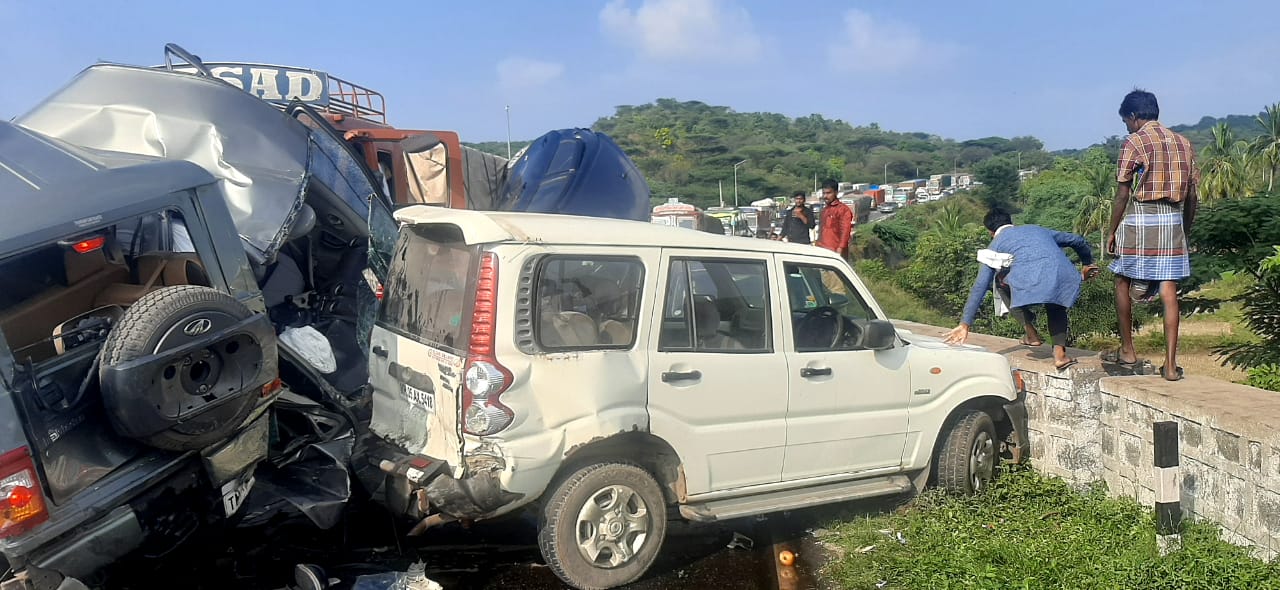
<box><xmin>379</xmin><ymin>225</ymin><xmax>478</xmax><ymax>353</ymax></box>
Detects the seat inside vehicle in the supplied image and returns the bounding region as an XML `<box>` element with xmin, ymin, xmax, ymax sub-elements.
<box><xmin>0</xmin><ymin>248</ymin><xmax>129</xmax><ymax>362</ymax></box>
<box><xmin>541</xmin><ymin>311</ymin><xmax>599</xmax><ymax>348</ymax></box>
<box><xmin>693</xmin><ymin>296</ymin><xmax>743</xmax><ymax>351</ymax></box>
<box><xmin>94</xmin><ymin>252</ymin><xmax>211</xmax><ymax>308</ymax></box>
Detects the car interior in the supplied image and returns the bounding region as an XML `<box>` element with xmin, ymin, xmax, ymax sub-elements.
<box><xmin>658</xmin><ymin>261</ymin><xmax>770</xmax><ymax>353</ymax></box>
<box><xmin>536</xmin><ymin>259</ymin><xmax>643</xmax><ymax>349</ymax></box>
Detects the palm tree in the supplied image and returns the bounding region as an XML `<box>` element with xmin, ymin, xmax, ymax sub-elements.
<box><xmin>1076</xmin><ymin>163</ymin><xmax>1115</xmax><ymax>254</ymax></box>
<box><xmin>1200</xmin><ymin>123</ymin><xmax>1253</xmax><ymax>200</ymax></box>
<box><xmin>933</xmin><ymin>203</ymin><xmax>966</xmax><ymax>236</ymax></box>
<box><xmin>1250</xmin><ymin>103</ymin><xmax>1280</xmax><ymax>193</ymax></box>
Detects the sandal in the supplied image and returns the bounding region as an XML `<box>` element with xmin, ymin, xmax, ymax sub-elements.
<box><xmin>1019</xmin><ymin>337</ymin><xmax>1044</xmax><ymax>346</ymax></box>
<box><xmin>1159</xmin><ymin>365</ymin><xmax>1185</xmax><ymax>381</ymax></box>
<box><xmin>1055</xmin><ymin>358</ymin><xmax>1078</xmax><ymax>372</ymax></box>
<box><xmin>1101</xmin><ymin>349</ymin><xmax>1138</xmax><ymax>366</ymax></box>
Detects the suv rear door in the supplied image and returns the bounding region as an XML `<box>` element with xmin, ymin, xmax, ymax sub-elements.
<box><xmin>646</xmin><ymin>251</ymin><xmax>788</xmax><ymax>495</ymax></box>
<box><xmin>367</xmin><ymin>223</ymin><xmax>479</xmax><ymax>477</ymax></box>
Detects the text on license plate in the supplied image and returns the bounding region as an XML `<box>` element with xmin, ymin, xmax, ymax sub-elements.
<box><xmin>404</xmin><ymin>383</ymin><xmax>435</xmax><ymax>412</ymax></box>
<box><xmin>221</xmin><ymin>473</ymin><xmax>255</xmax><ymax>517</ymax></box>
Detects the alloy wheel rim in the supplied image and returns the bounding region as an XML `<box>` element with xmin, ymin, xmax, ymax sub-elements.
<box><xmin>574</xmin><ymin>484</ymin><xmax>651</xmax><ymax>568</ymax></box>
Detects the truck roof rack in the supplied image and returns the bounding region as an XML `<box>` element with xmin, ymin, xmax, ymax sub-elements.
<box><xmin>160</xmin><ymin>43</ymin><xmax>387</xmax><ymax>124</ymax></box>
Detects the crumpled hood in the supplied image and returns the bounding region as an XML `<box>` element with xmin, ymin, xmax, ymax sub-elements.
<box><xmin>15</xmin><ymin>63</ymin><xmax>313</xmax><ymax>263</ymax></box>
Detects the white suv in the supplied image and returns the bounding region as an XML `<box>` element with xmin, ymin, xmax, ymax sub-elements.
<box><xmin>363</xmin><ymin>207</ymin><xmax>1028</xmax><ymax>589</ymax></box>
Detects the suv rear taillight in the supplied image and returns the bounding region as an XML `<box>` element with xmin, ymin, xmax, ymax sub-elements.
<box><xmin>0</xmin><ymin>447</ymin><xmax>48</xmax><ymax>538</ymax></box>
<box><xmin>463</xmin><ymin>252</ymin><xmax>514</xmax><ymax>436</ymax></box>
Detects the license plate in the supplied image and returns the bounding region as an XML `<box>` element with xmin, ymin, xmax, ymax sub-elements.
<box><xmin>221</xmin><ymin>472</ymin><xmax>255</xmax><ymax>517</ymax></box>
<box><xmin>404</xmin><ymin>383</ymin><xmax>435</xmax><ymax>413</ymax></box>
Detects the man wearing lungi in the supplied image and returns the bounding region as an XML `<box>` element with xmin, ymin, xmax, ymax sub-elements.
<box><xmin>1105</xmin><ymin>89</ymin><xmax>1199</xmax><ymax>381</ymax></box>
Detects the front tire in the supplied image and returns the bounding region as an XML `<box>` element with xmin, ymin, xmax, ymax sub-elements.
<box><xmin>934</xmin><ymin>410</ymin><xmax>998</xmax><ymax>494</ymax></box>
<box><xmin>538</xmin><ymin>462</ymin><xmax>667</xmax><ymax>590</ymax></box>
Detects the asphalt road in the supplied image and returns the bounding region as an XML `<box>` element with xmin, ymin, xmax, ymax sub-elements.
<box><xmin>104</xmin><ymin>493</ymin><xmax>911</xmax><ymax>590</ymax></box>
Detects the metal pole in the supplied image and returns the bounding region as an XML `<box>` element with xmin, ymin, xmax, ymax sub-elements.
<box><xmin>719</xmin><ymin>180</ymin><xmax>724</xmax><ymax>208</ymax></box>
<box><xmin>505</xmin><ymin>105</ymin><xmax>512</xmax><ymax>159</ymax></box>
<box><xmin>733</xmin><ymin>159</ymin><xmax>747</xmax><ymax>208</ymax></box>
<box><xmin>883</xmin><ymin>162</ymin><xmax>888</xmax><ymax>186</ymax></box>
<box><xmin>1154</xmin><ymin>421</ymin><xmax>1182</xmax><ymax>555</ymax></box>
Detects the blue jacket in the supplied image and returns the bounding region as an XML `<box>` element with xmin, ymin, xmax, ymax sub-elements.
<box><xmin>961</xmin><ymin>225</ymin><xmax>1095</xmax><ymax>326</ymax></box>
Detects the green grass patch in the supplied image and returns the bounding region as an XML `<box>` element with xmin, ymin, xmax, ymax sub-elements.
<box><xmin>858</xmin><ymin>274</ymin><xmax>953</xmax><ymax>327</ymax></box>
<box><xmin>820</xmin><ymin>467</ymin><xmax>1280</xmax><ymax>589</ymax></box>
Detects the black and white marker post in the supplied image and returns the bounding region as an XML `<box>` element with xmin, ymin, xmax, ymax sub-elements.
<box><xmin>1154</xmin><ymin>421</ymin><xmax>1182</xmax><ymax>555</ymax></box>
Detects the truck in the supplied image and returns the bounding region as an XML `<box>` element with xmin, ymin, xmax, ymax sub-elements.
<box><xmin>927</xmin><ymin>174</ymin><xmax>953</xmax><ymax>196</ymax></box>
<box><xmin>162</xmin><ymin>44</ymin><xmax>650</xmax><ymax>221</ymax></box>
<box><xmin>865</xmin><ymin>187</ymin><xmax>887</xmax><ymax>205</ymax></box>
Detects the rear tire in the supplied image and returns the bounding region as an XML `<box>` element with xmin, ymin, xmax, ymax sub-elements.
<box><xmin>934</xmin><ymin>409</ymin><xmax>998</xmax><ymax>494</ymax></box>
<box><xmin>538</xmin><ymin>462</ymin><xmax>667</xmax><ymax>590</ymax></box>
<box><xmin>101</xmin><ymin>286</ymin><xmax>266</xmax><ymax>451</ymax></box>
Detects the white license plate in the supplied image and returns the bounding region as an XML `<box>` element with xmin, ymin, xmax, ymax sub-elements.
<box><xmin>221</xmin><ymin>472</ymin><xmax>255</xmax><ymax>517</ymax></box>
<box><xmin>404</xmin><ymin>383</ymin><xmax>435</xmax><ymax>413</ymax></box>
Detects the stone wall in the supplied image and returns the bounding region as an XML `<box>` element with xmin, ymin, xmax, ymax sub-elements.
<box><xmin>895</xmin><ymin>321</ymin><xmax>1280</xmax><ymax>558</ymax></box>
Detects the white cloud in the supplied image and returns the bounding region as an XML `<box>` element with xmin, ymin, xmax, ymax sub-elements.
<box><xmin>496</xmin><ymin>57</ymin><xmax>566</xmax><ymax>91</ymax></box>
<box><xmin>600</xmin><ymin>0</ymin><xmax>763</xmax><ymax>64</ymax></box>
<box><xmin>827</xmin><ymin>9</ymin><xmax>944</xmax><ymax>73</ymax></box>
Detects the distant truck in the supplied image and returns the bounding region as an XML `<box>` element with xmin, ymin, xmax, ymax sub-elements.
<box><xmin>927</xmin><ymin>174</ymin><xmax>953</xmax><ymax>195</ymax></box>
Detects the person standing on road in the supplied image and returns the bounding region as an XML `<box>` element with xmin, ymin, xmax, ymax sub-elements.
<box><xmin>1104</xmin><ymin>89</ymin><xmax>1199</xmax><ymax>382</ymax></box>
<box><xmin>815</xmin><ymin>181</ymin><xmax>852</xmax><ymax>258</ymax></box>
<box><xmin>945</xmin><ymin>209</ymin><xmax>1098</xmax><ymax>371</ymax></box>
<box><xmin>780</xmin><ymin>191</ymin><xmax>815</xmax><ymax>244</ymax></box>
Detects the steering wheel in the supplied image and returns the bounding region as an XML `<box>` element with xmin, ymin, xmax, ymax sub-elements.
<box><xmin>795</xmin><ymin>306</ymin><xmax>846</xmax><ymax>350</ymax></box>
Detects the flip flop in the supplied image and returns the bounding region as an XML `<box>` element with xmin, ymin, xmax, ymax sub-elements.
<box><xmin>1019</xmin><ymin>337</ymin><xmax>1044</xmax><ymax>346</ymax></box>
<box><xmin>1101</xmin><ymin>349</ymin><xmax>1138</xmax><ymax>366</ymax></box>
<box><xmin>1055</xmin><ymin>359</ymin><xmax>1078</xmax><ymax>372</ymax></box>
<box><xmin>1159</xmin><ymin>365</ymin><xmax>1185</xmax><ymax>381</ymax></box>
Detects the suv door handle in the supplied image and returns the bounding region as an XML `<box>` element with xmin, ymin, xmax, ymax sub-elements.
<box><xmin>800</xmin><ymin>367</ymin><xmax>832</xmax><ymax>378</ymax></box>
<box><xmin>661</xmin><ymin>370</ymin><xmax>702</xmax><ymax>383</ymax></box>
<box><xmin>372</xmin><ymin>345</ymin><xmax>389</xmax><ymax>359</ymax></box>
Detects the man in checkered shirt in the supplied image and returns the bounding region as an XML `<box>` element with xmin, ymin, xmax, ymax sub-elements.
<box><xmin>1104</xmin><ymin>89</ymin><xmax>1200</xmax><ymax>381</ymax></box>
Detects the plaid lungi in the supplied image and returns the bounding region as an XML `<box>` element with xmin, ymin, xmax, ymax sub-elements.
<box><xmin>1108</xmin><ymin>199</ymin><xmax>1190</xmax><ymax>281</ymax></box>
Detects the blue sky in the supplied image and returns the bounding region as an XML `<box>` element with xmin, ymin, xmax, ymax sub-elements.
<box><xmin>3</xmin><ymin>0</ymin><xmax>1277</xmax><ymax>150</ymax></box>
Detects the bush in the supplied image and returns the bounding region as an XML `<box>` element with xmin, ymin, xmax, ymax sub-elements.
<box><xmin>963</xmin><ymin>269</ymin><xmax>1150</xmax><ymax>345</ymax></box>
<box><xmin>1217</xmin><ymin>246</ymin><xmax>1280</xmax><ymax>370</ymax></box>
<box><xmin>894</xmin><ymin>226</ymin><xmax>990</xmax><ymax>318</ymax></box>
<box><xmin>1246</xmin><ymin>365</ymin><xmax>1280</xmax><ymax>392</ymax></box>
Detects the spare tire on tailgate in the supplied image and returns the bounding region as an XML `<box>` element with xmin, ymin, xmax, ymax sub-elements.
<box><xmin>100</xmin><ymin>285</ymin><xmax>278</xmax><ymax>451</ymax></box>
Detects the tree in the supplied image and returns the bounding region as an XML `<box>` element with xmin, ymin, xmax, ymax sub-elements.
<box><xmin>1216</xmin><ymin>247</ymin><xmax>1280</xmax><ymax>380</ymax></box>
<box><xmin>1074</xmin><ymin>162</ymin><xmax>1116</xmax><ymax>253</ymax></box>
<box><xmin>1200</xmin><ymin>123</ymin><xmax>1254</xmax><ymax>200</ymax></box>
<box><xmin>1249</xmin><ymin>103</ymin><xmax>1280</xmax><ymax>193</ymax></box>
<box><xmin>974</xmin><ymin>157</ymin><xmax>1020</xmax><ymax>208</ymax></box>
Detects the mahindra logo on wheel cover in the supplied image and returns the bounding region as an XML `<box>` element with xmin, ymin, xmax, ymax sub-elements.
<box><xmin>184</xmin><ymin>318</ymin><xmax>213</xmax><ymax>336</ymax></box>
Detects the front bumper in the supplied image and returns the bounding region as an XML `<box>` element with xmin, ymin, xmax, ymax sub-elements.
<box><xmin>1002</xmin><ymin>388</ymin><xmax>1031</xmax><ymax>463</ymax></box>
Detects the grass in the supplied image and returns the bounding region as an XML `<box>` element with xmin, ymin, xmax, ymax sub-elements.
<box><xmin>819</xmin><ymin>467</ymin><xmax>1280</xmax><ymax>589</ymax></box>
<box><xmin>859</xmin><ymin>274</ymin><xmax>953</xmax><ymax>327</ymax></box>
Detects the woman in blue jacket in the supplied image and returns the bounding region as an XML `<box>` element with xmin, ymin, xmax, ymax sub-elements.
<box><xmin>945</xmin><ymin>209</ymin><xmax>1098</xmax><ymax>370</ymax></box>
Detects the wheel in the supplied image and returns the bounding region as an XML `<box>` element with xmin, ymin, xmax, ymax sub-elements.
<box><xmin>101</xmin><ymin>286</ymin><xmax>269</xmax><ymax>451</ymax></box>
<box><xmin>933</xmin><ymin>410</ymin><xmax>998</xmax><ymax>494</ymax></box>
<box><xmin>538</xmin><ymin>462</ymin><xmax>667</xmax><ymax>590</ymax></box>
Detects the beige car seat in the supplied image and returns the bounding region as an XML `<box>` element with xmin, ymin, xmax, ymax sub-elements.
<box><xmin>0</xmin><ymin>249</ymin><xmax>129</xmax><ymax>360</ymax></box>
<box><xmin>541</xmin><ymin>311</ymin><xmax>598</xmax><ymax>348</ymax></box>
<box><xmin>94</xmin><ymin>252</ymin><xmax>211</xmax><ymax>308</ymax></box>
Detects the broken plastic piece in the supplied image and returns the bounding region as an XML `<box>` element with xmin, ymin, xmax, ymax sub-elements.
<box><xmin>351</xmin><ymin>561</ymin><xmax>442</xmax><ymax>590</ymax></box>
<box><xmin>280</xmin><ymin>326</ymin><xmax>337</xmax><ymax>374</ymax></box>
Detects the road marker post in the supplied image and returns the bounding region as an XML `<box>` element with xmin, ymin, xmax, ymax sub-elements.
<box><xmin>1153</xmin><ymin>420</ymin><xmax>1182</xmax><ymax>555</ymax></box>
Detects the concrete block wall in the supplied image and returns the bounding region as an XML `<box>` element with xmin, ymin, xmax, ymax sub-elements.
<box><xmin>895</xmin><ymin>321</ymin><xmax>1280</xmax><ymax>558</ymax></box>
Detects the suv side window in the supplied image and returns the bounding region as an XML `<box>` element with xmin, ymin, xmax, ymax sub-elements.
<box><xmin>784</xmin><ymin>263</ymin><xmax>877</xmax><ymax>352</ymax></box>
<box><xmin>659</xmin><ymin>259</ymin><xmax>771</xmax><ymax>353</ymax></box>
<box><xmin>535</xmin><ymin>257</ymin><xmax>644</xmax><ymax>350</ymax></box>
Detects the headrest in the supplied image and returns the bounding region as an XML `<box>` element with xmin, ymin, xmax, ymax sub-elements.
<box><xmin>287</xmin><ymin>204</ymin><xmax>317</xmax><ymax>242</ymax></box>
<box><xmin>692</xmin><ymin>295</ymin><xmax>719</xmax><ymax>338</ymax></box>
<box><xmin>64</xmin><ymin>249</ymin><xmax>109</xmax><ymax>284</ymax></box>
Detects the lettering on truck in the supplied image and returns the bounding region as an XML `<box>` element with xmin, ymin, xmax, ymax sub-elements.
<box><xmin>171</xmin><ymin>63</ymin><xmax>329</xmax><ymax>104</ymax></box>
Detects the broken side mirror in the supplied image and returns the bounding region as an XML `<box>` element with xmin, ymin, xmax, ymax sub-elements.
<box><xmin>862</xmin><ymin>319</ymin><xmax>898</xmax><ymax>351</ymax></box>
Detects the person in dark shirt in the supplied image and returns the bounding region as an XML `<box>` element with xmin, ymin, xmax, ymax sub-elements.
<box><xmin>780</xmin><ymin>191</ymin><xmax>815</xmax><ymax>244</ymax></box>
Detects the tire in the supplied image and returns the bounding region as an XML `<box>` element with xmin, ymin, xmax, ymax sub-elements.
<box><xmin>934</xmin><ymin>409</ymin><xmax>998</xmax><ymax>494</ymax></box>
<box><xmin>537</xmin><ymin>462</ymin><xmax>667</xmax><ymax>590</ymax></box>
<box><xmin>101</xmin><ymin>286</ymin><xmax>267</xmax><ymax>451</ymax></box>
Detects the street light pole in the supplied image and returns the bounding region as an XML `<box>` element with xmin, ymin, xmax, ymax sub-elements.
<box><xmin>733</xmin><ymin>159</ymin><xmax>748</xmax><ymax>208</ymax></box>
<box><xmin>883</xmin><ymin>162</ymin><xmax>888</xmax><ymax>186</ymax></box>
<box><xmin>505</xmin><ymin>105</ymin><xmax>512</xmax><ymax>159</ymax></box>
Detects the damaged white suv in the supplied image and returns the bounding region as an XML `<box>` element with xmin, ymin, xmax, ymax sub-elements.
<box><xmin>363</xmin><ymin>207</ymin><xmax>1029</xmax><ymax>590</ymax></box>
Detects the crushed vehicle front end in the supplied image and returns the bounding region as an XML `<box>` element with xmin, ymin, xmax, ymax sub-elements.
<box><xmin>2</xmin><ymin>54</ymin><xmax>401</xmax><ymax>587</ymax></box>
